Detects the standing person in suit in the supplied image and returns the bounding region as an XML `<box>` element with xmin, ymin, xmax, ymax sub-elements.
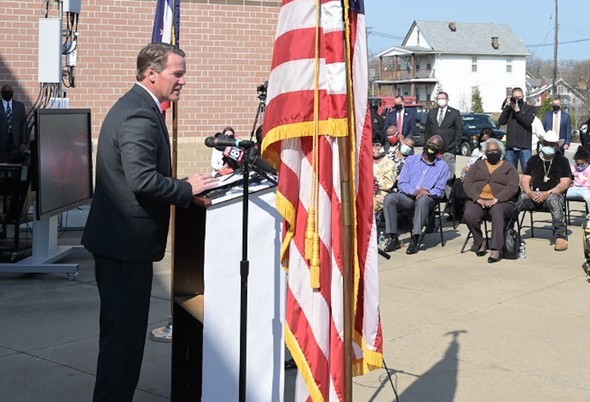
<box><xmin>0</xmin><ymin>84</ymin><xmax>28</xmax><ymax>163</ymax></box>
<box><xmin>498</xmin><ymin>87</ymin><xmax>535</xmax><ymax>171</ymax></box>
<box><xmin>81</xmin><ymin>43</ymin><xmax>218</xmax><ymax>402</ymax></box>
<box><xmin>384</xmin><ymin>95</ymin><xmax>417</xmax><ymax>141</ymax></box>
<box><xmin>542</xmin><ymin>98</ymin><xmax>572</xmax><ymax>152</ymax></box>
<box><xmin>424</xmin><ymin>91</ymin><xmax>462</xmax><ymax>179</ymax></box>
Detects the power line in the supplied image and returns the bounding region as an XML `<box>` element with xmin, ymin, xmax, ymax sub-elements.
<box><xmin>527</xmin><ymin>37</ymin><xmax>590</xmax><ymax>48</ymax></box>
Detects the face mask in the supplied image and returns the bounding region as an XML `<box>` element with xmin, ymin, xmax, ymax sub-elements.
<box><xmin>400</xmin><ymin>144</ymin><xmax>412</xmax><ymax>156</ymax></box>
<box><xmin>373</xmin><ymin>144</ymin><xmax>385</xmax><ymax>159</ymax></box>
<box><xmin>388</xmin><ymin>135</ymin><xmax>399</xmax><ymax>145</ymax></box>
<box><xmin>517</xmin><ymin>99</ymin><xmax>524</xmax><ymax>107</ymax></box>
<box><xmin>437</xmin><ymin>99</ymin><xmax>447</xmax><ymax>108</ymax></box>
<box><xmin>576</xmin><ymin>163</ymin><xmax>588</xmax><ymax>172</ymax></box>
<box><xmin>541</xmin><ymin>146</ymin><xmax>556</xmax><ymax>158</ymax></box>
<box><xmin>1</xmin><ymin>90</ymin><xmax>13</xmax><ymax>101</ymax></box>
<box><xmin>394</xmin><ymin>104</ymin><xmax>403</xmax><ymax>111</ymax></box>
<box><xmin>424</xmin><ymin>143</ymin><xmax>440</xmax><ymax>156</ymax></box>
<box><xmin>552</xmin><ymin>105</ymin><xmax>560</xmax><ymax>112</ymax></box>
<box><xmin>486</xmin><ymin>151</ymin><xmax>502</xmax><ymax>164</ymax></box>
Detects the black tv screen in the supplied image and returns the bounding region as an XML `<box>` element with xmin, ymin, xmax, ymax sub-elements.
<box><xmin>34</xmin><ymin>108</ymin><xmax>93</xmax><ymax>220</ymax></box>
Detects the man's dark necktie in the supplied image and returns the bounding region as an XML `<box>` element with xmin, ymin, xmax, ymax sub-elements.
<box><xmin>6</xmin><ymin>103</ymin><xmax>12</xmax><ymax>134</ymax></box>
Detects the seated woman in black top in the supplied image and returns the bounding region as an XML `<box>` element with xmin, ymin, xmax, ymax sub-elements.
<box><xmin>463</xmin><ymin>138</ymin><xmax>520</xmax><ymax>263</ymax></box>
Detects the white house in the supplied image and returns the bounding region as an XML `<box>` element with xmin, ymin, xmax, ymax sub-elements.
<box><xmin>375</xmin><ymin>20</ymin><xmax>531</xmax><ymax>113</ymax></box>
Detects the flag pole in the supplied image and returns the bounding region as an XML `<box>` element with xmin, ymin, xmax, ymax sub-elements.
<box><xmin>150</xmin><ymin>0</ymin><xmax>179</xmax><ymax>342</ymax></box>
<box><xmin>341</xmin><ymin>0</ymin><xmax>356</xmax><ymax>399</ymax></box>
<box><xmin>338</xmin><ymin>136</ymin><xmax>354</xmax><ymax>402</ymax></box>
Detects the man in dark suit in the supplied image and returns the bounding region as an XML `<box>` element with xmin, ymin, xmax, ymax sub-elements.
<box><xmin>0</xmin><ymin>84</ymin><xmax>28</xmax><ymax>163</ymax></box>
<box><xmin>82</xmin><ymin>43</ymin><xmax>218</xmax><ymax>402</ymax></box>
<box><xmin>425</xmin><ymin>91</ymin><xmax>462</xmax><ymax>178</ymax></box>
<box><xmin>542</xmin><ymin>98</ymin><xmax>572</xmax><ymax>152</ymax></box>
<box><xmin>384</xmin><ymin>95</ymin><xmax>417</xmax><ymax>140</ymax></box>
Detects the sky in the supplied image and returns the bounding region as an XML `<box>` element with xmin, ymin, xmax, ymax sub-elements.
<box><xmin>364</xmin><ymin>0</ymin><xmax>590</xmax><ymax>61</ymax></box>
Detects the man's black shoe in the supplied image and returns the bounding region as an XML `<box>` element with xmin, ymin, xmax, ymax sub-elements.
<box><xmin>383</xmin><ymin>235</ymin><xmax>401</xmax><ymax>252</ymax></box>
<box><xmin>406</xmin><ymin>235</ymin><xmax>420</xmax><ymax>254</ymax></box>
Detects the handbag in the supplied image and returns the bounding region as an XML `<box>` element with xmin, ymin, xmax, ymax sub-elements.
<box><xmin>502</xmin><ymin>220</ymin><xmax>520</xmax><ymax>260</ymax></box>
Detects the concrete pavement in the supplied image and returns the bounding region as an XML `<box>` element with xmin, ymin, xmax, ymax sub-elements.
<box><xmin>1</xmin><ymin>188</ymin><xmax>590</xmax><ymax>401</ymax></box>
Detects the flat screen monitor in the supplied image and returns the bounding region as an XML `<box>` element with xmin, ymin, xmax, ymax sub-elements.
<box><xmin>34</xmin><ymin>108</ymin><xmax>93</xmax><ymax>220</ymax></box>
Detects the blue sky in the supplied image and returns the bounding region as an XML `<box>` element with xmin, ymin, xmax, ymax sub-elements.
<box><xmin>364</xmin><ymin>0</ymin><xmax>590</xmax><ymax>61</ymax></box>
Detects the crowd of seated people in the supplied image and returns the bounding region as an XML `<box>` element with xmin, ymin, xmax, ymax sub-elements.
<box><xmin>371</xmin><ymin>119</ymin><xmax>588</xmax><ymax>260</ymax></box>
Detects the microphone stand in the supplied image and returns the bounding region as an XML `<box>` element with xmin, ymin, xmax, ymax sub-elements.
<box><xmin>238</xmin><ymin>148</ymin><xmax>250</xmax><ymax>402</ymax></box>
<box><xmin>239</xmin><ymin>82</ymin><xmax>269</xmax><ymax>402</ymax></box>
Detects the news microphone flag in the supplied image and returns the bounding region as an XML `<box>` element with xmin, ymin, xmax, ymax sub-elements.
<box><xmin>151</xmin><ymin>0</ymin><xmax>180</xmax><ymax>113</ymax></box>
<box><xmin>262</xmin><ymin>0</ymin><xmax>383</xmax><ymax>401</ymax></box>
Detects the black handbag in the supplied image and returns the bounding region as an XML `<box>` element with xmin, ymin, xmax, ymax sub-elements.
<box><xmin>502</xmin><ymin>220</ymin><xmax>520</xmax><ymax>260</ymax></box>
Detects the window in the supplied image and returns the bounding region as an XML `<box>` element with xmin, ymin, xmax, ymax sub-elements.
<box><xmin>506</xmin><ymin>58</ymin><xmax>512</xmax><ymax>73</ymax></box>
<box><xmin>472</xmin><ymin>57</ymin><xmax>478</xmax><ymax>72</ymax></box>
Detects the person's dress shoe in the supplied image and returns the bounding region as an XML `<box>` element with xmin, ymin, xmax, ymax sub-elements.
<box><xmin>488</xmin><ymin>251</ymin><xmax>502</xmax><ymax>263</ymax></box>
<box><xmin>406</xmin><ymin>235</ymin><xmax>420</xmax><ymax>255</ymax></box>
<box><xmin>473</xmin><ymin>243</ymin><xmax>486</xmax><ymax>256</ymax></box>
<box><xmin>554</xmin><ymin>238</ymin><xmax>568</xmax><ymax>251</ymax></box>
<box><xmin>383</xmin><ymin>235</ymin><xmax>401</xmax><ymax>252</ymax></box>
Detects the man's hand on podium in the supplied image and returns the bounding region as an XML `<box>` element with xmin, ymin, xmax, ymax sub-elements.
<box><xmin>188</xmin><ymin>173</ymin><xmax>220</xmax><ymax>195</ymax></box>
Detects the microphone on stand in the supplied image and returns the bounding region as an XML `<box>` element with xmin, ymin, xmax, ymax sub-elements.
<box><xmin>205</xmin><ymin>136</ymin><xmax>255</xmax><ymax>149</ymax></box>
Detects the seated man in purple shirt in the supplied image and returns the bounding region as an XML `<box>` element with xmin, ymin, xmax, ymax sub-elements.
<box><xmin>381</xmin><ymin>135</ymin><xmax>451</xmax><ymax>254</ymax></box>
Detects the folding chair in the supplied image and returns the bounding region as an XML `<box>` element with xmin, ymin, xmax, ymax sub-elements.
<box><xmin>517</xmin><ymin>202</ymin><xmax>567</xmax><ymax>242</ymax></box>
<box><xmin>417</xmin><ymin>196</ymin><xmax>447</xmax><ymax>247</ymax></box>
<box><xmin>460</xmin><ymin>213</ymin><xmax>490</xmax><ymax>253</ymax></box>
<box><xmin>565</xmin><ymin>195</ymin><xmax>589</xmax><ymax>225</ymax></box>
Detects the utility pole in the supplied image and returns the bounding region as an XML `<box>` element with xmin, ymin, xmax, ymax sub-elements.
<box><xmin>552</xmin><ymin>0</ymin><xmax>559</xmax><ymax>97</ymax></box>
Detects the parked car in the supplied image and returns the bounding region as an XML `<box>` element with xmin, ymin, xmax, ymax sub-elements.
<box><xmin>458</xmin><ymin>113</ymin><xmax>505</xmax><ymax>156</ymax></box>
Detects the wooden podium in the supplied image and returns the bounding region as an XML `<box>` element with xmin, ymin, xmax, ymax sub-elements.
<box><xmin>171</xmin><ymin>183</ymin><xmax>285</xmax><ymax>402</ymax></box>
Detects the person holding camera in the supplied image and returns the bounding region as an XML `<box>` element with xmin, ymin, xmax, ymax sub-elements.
<box><xmin>498</xmin><ymin>87</ymin><xmax>535</xmax><ymax>171</ymax></box>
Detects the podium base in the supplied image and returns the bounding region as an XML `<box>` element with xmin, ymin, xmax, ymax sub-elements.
<box><xmin>150</xmin><ymin>317</ymin><xmax>172</xmax><ymax>342</ymax></box>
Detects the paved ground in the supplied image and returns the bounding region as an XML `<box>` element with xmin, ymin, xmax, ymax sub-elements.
<box><xmin>1</xmin><ymin>151</ymin><xmax>589</xmax><ymax>401</ymax></box>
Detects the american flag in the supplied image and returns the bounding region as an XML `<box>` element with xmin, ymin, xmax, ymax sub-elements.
<box><xmin>151</xmin><ymin>0</ymin><xmax>179</xmax><ymax>45</ymax></box>
<box><xmin>151</xmin><ymin>0</ymin><xmax>180</xmax><ymax>112</ymax></box>
<box><xmin>262</xmin><ymin>0</ymin><xmax>383</xmax><ymax>400</ymax></box>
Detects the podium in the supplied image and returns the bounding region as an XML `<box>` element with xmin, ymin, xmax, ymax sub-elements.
<box><xmin>171</xmin><ymin>183</ymin><xmax>285</xmax><ymax>401</ymax></box>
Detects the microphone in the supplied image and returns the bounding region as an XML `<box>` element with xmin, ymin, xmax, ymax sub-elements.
<box><xmin>223</xmin><ymin>146</ymin><xmax>245</xmax><ymax>163</ymax></box>
<box><xmin>205</xmin><ymin>136</ymin><xmax>255</xmax><ymax>149</ymax></box>
<box><xmin>247</xmin><ymin>152</ymin><xmax>277</xmax><ymax>176</ymax></box>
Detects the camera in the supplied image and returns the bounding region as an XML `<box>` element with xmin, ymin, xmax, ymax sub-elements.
<box><xmin>257</xmin><ymin>81</ymin><xmax>268</xmax><ymax>95</ymax></box>
<box><xmin>369</xmin><ymin>97</ymin><xmax>382</xmax><ymax>109</ymax></box>
<box><xmin>510</xmin><ymin>96</ymin><xmax>516</xmax><ymax>103</ymax></box>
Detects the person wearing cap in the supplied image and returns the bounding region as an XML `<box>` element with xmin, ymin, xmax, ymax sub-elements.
<box><xmin>381</xmin><ymin>135</ymin><xmax>450</xmax><ymax>255</ymax></box>
<box><xmin>515</xmin><ymin>130</ymin><xmax>572</xmax><ymax>251</ymax></box>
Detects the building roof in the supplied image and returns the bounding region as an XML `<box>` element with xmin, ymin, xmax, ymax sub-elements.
<box><xmin>527</xmin><ymin>77</ymin><xmax>588</xmax><ymax>102</ymax></box>
<box><xmin>378</xmin><ymin>20</ymin><xmax>531</xmax><ymax>58</ymax></box>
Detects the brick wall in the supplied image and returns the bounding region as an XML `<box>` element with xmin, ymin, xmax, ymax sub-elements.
<box><xmin>0</xmin><ymin>0</ymin><xmax>280</xmax><ymax>176</ymax></box>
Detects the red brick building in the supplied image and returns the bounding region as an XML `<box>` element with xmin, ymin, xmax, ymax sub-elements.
<box><xmin>0</xmin><ymin>0</ymin><xmax>280</xmax><ymax>175</ymax></box>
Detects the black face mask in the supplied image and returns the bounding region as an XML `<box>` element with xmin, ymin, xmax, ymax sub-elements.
<box><xmin>486</xmin><ymin>151</ymin><xmax>502</xmax><ymax>164</ymax></box>
<box><xmin>517</xmin><ymin>99</ymin><xmax>524</xmax><ymax>108</ymax></box>
<box><xmin>552</xmin><ymin>105</ymin><xmax>560</xmax><ymax>112</ymax></box>
<box><xmin>1</xmin><ymin>90</ymin><xmax>13</xmax><ymax>101</ymax></box>
<box><xmin>394</xmin><ymin>104</ymin><xmax>403</xmax><ymax>112</ymax></box>
<box><xmin>424</xmin><ymin>143</ymin><xmax>440</xmax><ymax>157</ymax></box>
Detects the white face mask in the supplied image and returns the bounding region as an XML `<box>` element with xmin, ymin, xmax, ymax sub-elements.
<box><xmin>400</xmin><ymin>144</ymin><xmax>412</xmax><ymax>156</ymax></box>
<box><xmin>437</xmin><ymin>99</ymin><xmax>447</xmax><ymax>108</ymax></box>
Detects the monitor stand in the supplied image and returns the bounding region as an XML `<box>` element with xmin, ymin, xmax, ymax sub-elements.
<box><xmin>0</xmin><ymin>215</ymin><xmax>86</xmax><ymax>280</ymax></box>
